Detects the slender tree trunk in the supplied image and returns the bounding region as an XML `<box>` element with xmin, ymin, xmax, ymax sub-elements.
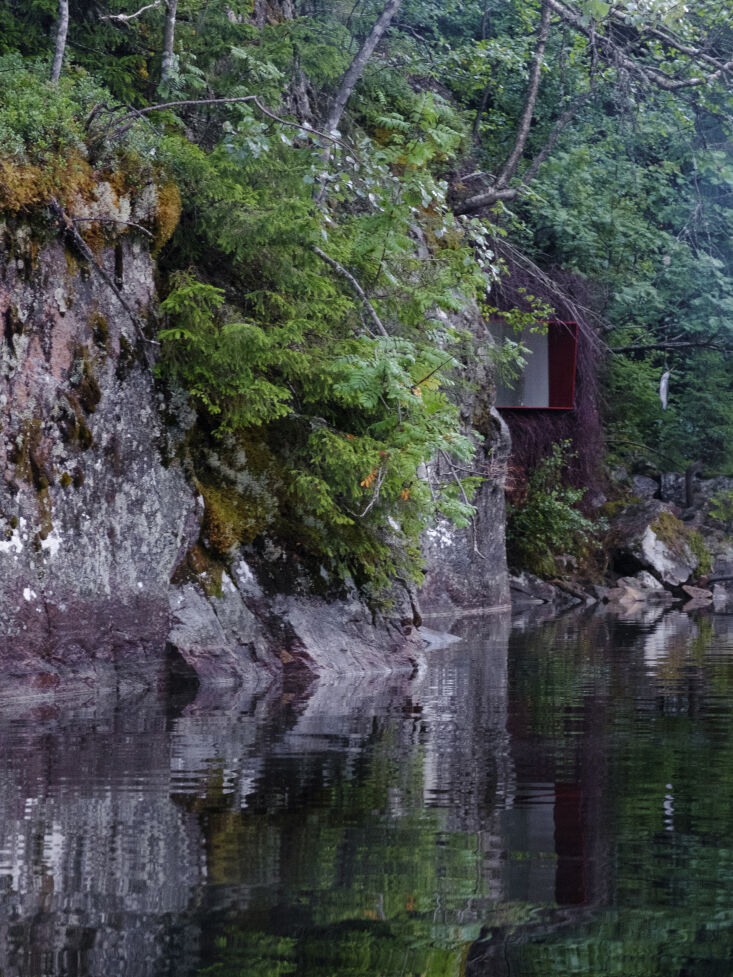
<box><xmin>316</xmin><ymin>0</ymin><xmax>403</xmax><ymax>204</ymax></box>
<box><xmin>50</xmin><ymin>0</ymin><xmax>69</xmax><ymax>84</ymax></box>
<box><xmin>160</xmin><ymin>0</ymin><xmax>178</xmax><ymax>83</ymax></box>
<box><xmin>455</xmin><ymin>0</ymin><xmax>553</xmax><ymax>215</ymax></box>
<box><xmin>324</xmin><ymin>0</ymin><xmax>403</xmax><ymax>137</ymax></box>
<box><xmin>493</xmin><ymin>0</ymin><xmax>552</xmax><ymax>189</ymax></box>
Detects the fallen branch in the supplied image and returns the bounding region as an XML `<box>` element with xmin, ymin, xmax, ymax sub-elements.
<box><xmin>312</xmin><ymin>246</ymin><xmax>390</xmax><ymax>338</ymax></box>
<box><xmin>350</xmin><ymin>466</ymin><xmax>387</xmax><ymax>518</ymax></box>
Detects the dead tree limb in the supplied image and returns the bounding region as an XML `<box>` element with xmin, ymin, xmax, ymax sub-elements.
<box><xmin>101</xmin><ymin>1</ymin><xmax>162</xmax><ymax>22</ymax></box>
<box><xmin>107</xmin><ymin>95</ymin><xmax>353</xmax><ymax>148</ymax></box>
<box><xmin>50</xmin><ymin>199</ymin><xmax>159</xmax><ymax>358</ymax></box>
<box><xmin>547</xmin><ymin>0</ymin><xmax>733</xmax><ymax>91</ymax></box>
<box><xmin>312</xmin><ymin>246</ymin><xmax>390</xmax><ymax>338</ymax></box>
<box><xmin>71</xmin><ymin>217</ymin><xmax>154</xmax><ymax>238</ymax></box>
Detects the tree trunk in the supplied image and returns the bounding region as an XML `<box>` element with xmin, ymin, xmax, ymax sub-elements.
<box><xmin>493</xmin><ymin>0</ymin><xmax>552</xmax><ymax>190</ymax></box>
<box><xmin>160</xmin><ymin>0</ymin><xmax>178</xmax><ymax>84</ymax></box>
<box><xmin>50</xmin><ymin>0</ymin><xmax>69</xmax><ymax>84</ymax></box>
<box><xmin>324</xmin><ymin>0</ymin><xmax>403</xmax><ymax>137</ymax></box>
<box><xmin>455</xmin><ymin>0</ymin><xmax>553</xmax><ymax>215</ymax></box>
<box><xmin>315</xmin><ymin>0</ymin><xmax>403</xmax><ymax>205</ymax></box>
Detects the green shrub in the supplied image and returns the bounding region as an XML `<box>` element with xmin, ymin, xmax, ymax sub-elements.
<box><xmin>709</xmin><ymin>490</ymin><xmax>733</xmax><ymax>532</ymax></box>
<box><xmin>507</xmin><ymin>441</ymin><xmax>601</xmax><ymax>577</ymax></box>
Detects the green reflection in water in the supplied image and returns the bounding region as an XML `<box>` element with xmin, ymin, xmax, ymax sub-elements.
<box><xmin>195</xmin><ymin>613</ymin><xmax>733</xmax><ymax>977</ymax></box>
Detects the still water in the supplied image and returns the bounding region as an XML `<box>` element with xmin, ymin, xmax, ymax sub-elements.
<box><xmin>2</xmin><ymin>607</ymin><xmax>733</xmax><ymax>976</ymax></box>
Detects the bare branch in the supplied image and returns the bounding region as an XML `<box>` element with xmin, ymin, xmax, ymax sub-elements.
<box><xmin>312</xmin><ymin>246</ymin><xmax>390</xmax><ymax>338</ymax></box>
<box><xmin>610</xmin><ymin>340</ymin><xmax>732</xmax><ymax>353</ymax></box>
<box><xmin>350</xmin><ymin>466</ymin><xmax>387</xmax><ymax>519</ymax></box>
<box><xmin>101</xmin><ymin>1</ymin><xmax>162</xmax><ymax>22</ymax></box>
<box><xmin>495</xmin><ymin>238</ymin><xmax>607</xmax><ymax>346</ymax></box>
<box><xmin>107</xmin><ymin>96</ymin><xmax>354</xmax><ymax>149</ymax></box>
<box><xmin>608</xmin><ymin>10</ymin><xmax>726</xmax><ymax>72</ymax></box>
<box><xmin>547</xmin><ymin>0</ymin><xmax>733</xmax><ymax>91</ymax></box>
<box><xmin>439</xmin><ymin>450</ymin><xmax>483</xmax><ymax>560</ymax></box>
<box><xmin>71</xmin><ymin>217</ymin><xmax>154</xmax><ymax>239</ymax></box>
<box><xmin>453</xmin><ymin>186</ymin><xmax>520</xmax><ymax>215</ymax></box>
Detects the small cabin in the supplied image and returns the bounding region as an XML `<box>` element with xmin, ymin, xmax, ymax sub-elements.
<box><xmin>493</xmin><ymin>320</ymin><xmax>579</xmax><ymax>410</ymax></box>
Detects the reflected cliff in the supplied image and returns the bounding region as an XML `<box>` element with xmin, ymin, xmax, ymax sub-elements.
<box><xmin>1</xmin><ymin>609</ymin><xmax>733</xmax><ymax>975</ymax></box>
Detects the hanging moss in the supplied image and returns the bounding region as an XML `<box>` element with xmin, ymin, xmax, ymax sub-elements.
<box><xmin>0</xmin><ymin>154</ymin><xmax>97</xmax><ymax>215</ymax></box>
<box><xmin>688</xmin><ymin>530</ymin><xmax>712</xmax><ymax>577</ymax></box>
<box><xmin>116</xmin><ymin>332</ymin><xmax>144</xmax><ymax>380</ymax></box>
<box><xmin>153</xmin><ymin>181</ymin><xmax>182</xmax><ymax>253</ymax></box>
<box><xmin>9</xmin><ymin>418</ymin><xmax>53</xmax><ymax>492</ymax></box>
<box><xmin>59</xmin><ymin>394</ymin><xmax>94</xmax><ymax>451</ymax></box>
<box><xmin>650</xmin><ymin>511</ymin><xmax>690</xmax><ymax>559</ymax></box>
<box><xmin>199</xmin><ymin>482</ymin><xmax>253</xmax><ymax>556</ymax></box>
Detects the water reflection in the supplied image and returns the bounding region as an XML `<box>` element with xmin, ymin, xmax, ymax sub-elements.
<box><xmin>2</xmin><ymin>610</ymin><xmax>733</xmax><ymax>974</ymax></box>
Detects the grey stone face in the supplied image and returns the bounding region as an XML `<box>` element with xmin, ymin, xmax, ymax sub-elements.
<box><xmin>419</xmin><ymin>304</ymin><xmax>511</xmax><ymax>617</ymax></box>
<box><xmin>0</xmin><ymin>217</ymin><xmax>197</xmax><ymax>697</ymax></box>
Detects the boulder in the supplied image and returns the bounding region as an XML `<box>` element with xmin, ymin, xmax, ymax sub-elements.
<box><xmin>611</xmin><ymin>501</ymin><xmax>697</xmax><ymax>588</ymax></box>
<box><xmin>631</xmin><ymin>475</ymin><xmax>659</xmax><ymax>500</ymax></box>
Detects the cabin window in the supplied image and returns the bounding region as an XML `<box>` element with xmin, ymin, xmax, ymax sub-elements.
<box><xmin>493</xmin><ymin>320</ymin><xmax>578</xmax><ymax>410</ymax></box>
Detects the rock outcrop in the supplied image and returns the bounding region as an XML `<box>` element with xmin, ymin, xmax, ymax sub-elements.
<box><xmin>1</xmin><ymin>202</ymin><xmax>500</xmax><ymax>697</ymax></box>
<box><xmin>0</xmin><ymin>199</ymin><xmax>197</xmax><ymax>697</ymax></box>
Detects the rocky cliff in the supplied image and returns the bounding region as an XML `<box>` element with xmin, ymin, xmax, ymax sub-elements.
<box><xmin>0</xmin><ymin>198</ymin><xmax>510</xmax><ymax>699</ymax></box>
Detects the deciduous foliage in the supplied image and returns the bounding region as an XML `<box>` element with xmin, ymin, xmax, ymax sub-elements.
<box><xmin>2</xmin><ymin>0</ymin><xmax>732</xmax><ymax>583</ymax></box>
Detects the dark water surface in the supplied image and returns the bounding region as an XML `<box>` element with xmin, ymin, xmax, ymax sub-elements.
<box><xmin>3</xmin><ymin>608</ymin><xmax>733</xmax><ymax>976</ymax></box>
